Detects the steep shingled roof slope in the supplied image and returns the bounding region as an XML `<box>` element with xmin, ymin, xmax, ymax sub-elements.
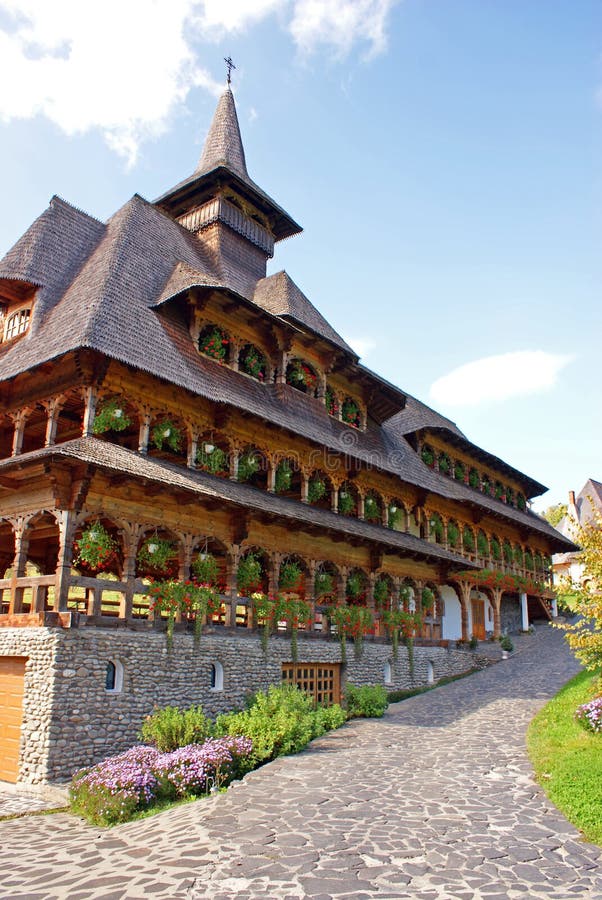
<box><xmin>252</xmin><ymin>270</ymin><xmax>355</xmax><ymax>354</ymax></box>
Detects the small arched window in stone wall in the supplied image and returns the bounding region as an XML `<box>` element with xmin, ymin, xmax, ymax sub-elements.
<box><xmin>341</xmin><ymin>397</ymin><xmax>361</xmax><ymax>429</ymax></box>
<box><xmin>383</xmin><ymin>661</ymin><xmax>392</xmax><ymax>685</ymax></box>
<box><xmin>210</xmin><ymin>661</ymin><xmax>224</xmax><ymax>692</ymax></box>
<box><xmin>286</xmin><ymin>359</ymin><xmax>319</xmax><ymax>397</ymax></box>
<box><xmin>427</xmin><ymin>661</ymin><xmax>435</xmax><ymax>685</ymax></box>
<box><xmin>105</xmin><ymin>660</ymin><xmax>124</xmax><ymax>693</ymax></box>
<box><xmin>239</xmin><ymin>343</ymin><xmax>268</xmax><ymax>382</ymax></box>
<box><xmin>198</xmin><ymin>324</ymin><xmax>230</xmax><ymax>362</ymax></box>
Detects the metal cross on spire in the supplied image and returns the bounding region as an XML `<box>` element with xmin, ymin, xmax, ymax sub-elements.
<box><xmin>224</xmin><ymin>56</ymin><xmax>236</xmax><ymax>86</ymax></box>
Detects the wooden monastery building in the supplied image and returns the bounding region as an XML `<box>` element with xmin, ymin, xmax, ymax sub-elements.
<box><xmin>0</xmin><ymin>87</ymin><xmax>576</xmax><ymax>785</ymax></box>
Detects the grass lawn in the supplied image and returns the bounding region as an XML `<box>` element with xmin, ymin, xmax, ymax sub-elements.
<box><xmin>527</xmin><ymin>669</ymin><xmax>602</xmax><ymax>846</ymax></box>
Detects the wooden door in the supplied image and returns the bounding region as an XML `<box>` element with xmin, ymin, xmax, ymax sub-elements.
<box><xmin>0</xmin><ymin>656</ymin><xmax>26</xmax><ymax>783</ymax></box>
<box><xmin>470</xmin><ymin>599</ymin><xmax>486</xmax><ymax>641</ymax></box>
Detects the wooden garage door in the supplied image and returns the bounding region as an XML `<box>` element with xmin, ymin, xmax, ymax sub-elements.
<box><xmin>0</xmin><ymin>657</ymin><xmax>27</xmax><ymax>783</ymax></box>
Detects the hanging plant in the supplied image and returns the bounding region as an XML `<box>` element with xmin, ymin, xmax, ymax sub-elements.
<box><xmin>438</xmin><ymin>453</ymin><xmax>451</xmax><ymax>475</ymax></box>
<box><xmin>147</xmin><ymin>580</ymin><xmax>221</xmax><ymax>651</ymax></box>
<box><xmin>92</xmin><ymin>399</ymin><xmax>131</xmax><ymax>434</ymax></box>
<box><xmin>505</xmin><ymin>487</ymin><xmax>515</xmax><ymax>507</ymax></box>
<box><xmin>463</xmin><ymin>528</ymin><xmax>475</xmax><ymax>553</ymax></box>
<box><xmin>454</xmin><ymin>461</ymin><xmax>465</xmax><ymax>482</ymax></box>
<box><xmin>421</xmin><ymin>587</ymin><xmax>435</xmax><ymax>616</ymax></box>
<box><xmin>237</xmin><ymin>450</ymin><xmax>260</xmax><ymax>483</ymax></box>
<box><xmin>421</xmin><ymin>445</ymin><xmax>435</xmax><ymax>467</ymax></box>
<box><xmin>196</xmin><ymin>443</ymin><xmax>229</xmax><ymax>475</ymax></box>
<box><xmin>251</xmin><ymin>592</ymin><xmax>276</xmax><ymax>656</ymax></box>
<box><xmin>468</xmin><ymin>468</ymin><xmax>480</xmax><ymax>489</ymax></box>
<box><xmin>387</xmin><ymin>504</ymin><xmax>403</xmax><ymax>530</ymax></box>
<box><xmin>192</xmin><ymin>552</ymin><xmax>219</xmax><ymax>585</ymax></box>
<box><xmin>382</xmin><ymin>609</ymin><xmax>420</xmax><ymax>661</ymax></box>
<box><xmin>513</xmin><ymin>546</ymin><xmax>524</xmax><ymax>566</ymax></box>
<box><xmin>237</xmin><ymin>552</ymin><xmax>263</xmax><ymax>596</ymax></box>
<box><xmin>373</xmin><ymin>578</ymin><xmax>391</xmax><ymax>609</ymax></box>
<box><xmin>494</xmin><ymin>481</ymin><xmax>505</xmax><ymax>501</ymax></box>
<box><xmin>314</xmin><ymin>570</ymin><xmax>334</xmax><ymax>598</ymax></box>
<box><xmin>341</xmin><ymin>397</ymin><xmax>361</xmax><ymax>428</ymax></box>
<box><xmin>279</xmin><ymin>560</ymin><xmax>303</xmax><ymax>592</ymax></box>
<box><xmin>277</xmin><ymin>594</ymin><xmax>312</xmax><ymax>663</ymax></box>
<box><xmin>447</xmin><ymin>521</ymin><xmax>460</xmax><ymax>548</ymax></box>
<box><xmin>517</xmin><ymin>493</ymin><xmax>526</xmax><ymax>511</ymax></box>
<box><xmin>491</xmin><ymin>537</ymin><xmax>502</xmax><ymax>561</ymax></box>
<box><xmin>198</xmin><ymin>325</ymin><xmax>229</xmax><ymax>362</ymax></box>
<box><xmin>286</xmin><ymin>360</ymin><xmax>317</xmax><ymax>393</ymax></box>
<box><xmin>503</xmin><ymin>540</ymin><xmax>513</xmax><ymax>564</ymax></box>
<box><xmin>477</xmin><ymin>532</ymin><xmax>489</xmax><ymax>557</ymax></box>
<box><xmin>325</xmin><ymin>386</ymin><xmax>339</xmax><ymax>417</ymax></box>
<box><xmin>430</xmin><ymin>515</ymin><xmax>444</xmax><ymax>542</ymax></box>
<box><xmin>151</xmin><ymin>418</ymin><xmax>182</xmax><ymax>453</ymax></box>
<box><xmin>481</xmin><ymin>477</ymin><xmax>491</xmax><ymax>496</ymax></box>
<box><xmin>328</xmin><ymin>604</ymin><xmax>373</xmax><ymax>662</ymax></box>
<box><xmin>308</xmin><ymin>477</ymin><xmax>327</xmax><ymax>504</ymax></box>
<box><xmin>275</xmin><ymin>460</ymin><xmax>294</xmax><ymax>494</ymax></box>
<box><xmin>338</xmin><ymin>489</ymin><xmax>355</xmax><ymax>516</ymax></box>
<box><xmin>240</xmin><ymin>345</ymin><xmax>266</xmax><ymax>381</ymax></box>
<box><xmin>524</xmin><ymin>550</ymin><xmax>534</xmax><ymax>572</ymax></box>
<box><xmin>364</xmin><ymin>495</ymin><xmax>380</xmax><ymax>523</ymax></box>
<box><xmin>75</xmin><ymin>522</ymin><xmax>117</xmax><ymax>571</ymax></box>
<box><xmin>137</xmin><ymin>538</ymin><xmax>175</xmax><ymax>576</ymax></box>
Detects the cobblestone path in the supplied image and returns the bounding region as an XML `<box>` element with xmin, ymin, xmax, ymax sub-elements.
<box><xmin>1</xmin><ymin>624</ymin><xmax>601</xmax><ymax>899</ymax></box>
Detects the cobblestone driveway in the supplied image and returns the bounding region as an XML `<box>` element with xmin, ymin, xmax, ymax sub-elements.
<box><xmin>1</xmin><ymin>624</ymin><xmax>601</xmax><ymax>899</ymax></box>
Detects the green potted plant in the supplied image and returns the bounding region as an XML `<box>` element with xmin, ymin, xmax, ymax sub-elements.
<box><xmin>192</xmin><ymin>552</ymin><xmax>219</xmax><ymax>585</ymax></box>
<box><xmin>477</xmin><ymin>532</ymin><xmax>489</xmax><ymax>557</ymax></box>
<box><xmin>438</xmin><ymin>453</ymin><xmax>451</xmax><ymax>475</ymax></box>
<box><xmin>314</xmin><ymin>570</ymin><xmax>334</xmax><ymax>598</ymax></box>
<box><xmin>237</xmin><ymin>450</ymin><xmax>260</xmax><ymax>482</ymax></box>
<box><xmin>387</xmin><ymin>504</ymin><xmax>403</xmax><ymax>529</ymax></box>
<box><xmin>447</xmin><ymin>521</ymin><xmax>460</xmax><ymax>548</ymax></box>
<box><xmin>338</xmin><ymin>489</ymin><xmax>355</xmax><ymax>516</ymax></box>
<box><xmin>240</xmin><ymin>345</ymin><xmax>266</xmax><ymax>381</ymax></box>
<box><xmin>491</xmin><ymin>537</ymin><xmax>502</xmax><ymax>561</ymax></box>
<box><xmin>198</xmin><ymin>325</ymin><xmax>229</xmax><ymax>362</ymax></box>
<box><xmin>275</xmin><ymin>459</ymin><xmax>294</xmax><ymax>493</ymax></box>
<box><xmin>92</xmin><ymin>399</ymin><xmax>131</xmax><ymax>434</ymax></box>
<box><xmin>151</xmin><ymin>418</ymin><xmax>182</xmax><ymax>453</ymax></box>
<box><xmin>373</xmin><ymin>577</ymin><xmax>390</xmax><ymax>608</ymax></box>
<box><xmin>454</xmin><ymin>461</ymin><xmax>465</xmax><ymax>482</ymax></box>
<box><xmin>421</xmin><ymin>445</ymin><xmax>435</xmax><ymax>467</ymax></box>
<box><xmin>364</xmin><ymin>495</ymin><xmax>380</xmax><ymax>522</ymax></box>
<box><xmin>468</xmin><ymin>467</ymin><xmax>480</xmax><ymax>489</ymax></box>
<box><xmin>196</xmin><ymin>442</ymin><xmax>228</xmax><ymax>475</ymax></box>
<box><xmin>137</xmin><ymin>537</ymin><xmax>175</xmax><ymax>574</ymax></box>
<box><xmin>279</xmin><ymin>560</ymin><xmax>303</xmax><ymax>591</ymax></box>
<box><xmin>237</xmin><ymin>552</ymin><xmax>263</xmax><ymax>596</ymax></box>
<box><xmin>346</xmin><ymin>571</ymin><xmax>364</xmax><ymax>601</ymax></box>
<box><xmin>463</xmin><ymin>528</ymin><xmax>475</xmax><ymax>553</ymax></box>
<box><xmin>325</xmin><ymin>386</ymin><xmax>339</xmax><ymax>417</ymax></box>
<box><xmin>341</xmin><ymin>398</ymin><xmax>361</xmax><ymax>428</ymax></box>
<box><xmin>75</xmin><ymin>522</ymin><xmax>117</xmax><ymax>571</ymax></box>
<box><xmin>308</xmin><ymin>476</ymin><xmax>327</xmax><ymax>504</ymax></box>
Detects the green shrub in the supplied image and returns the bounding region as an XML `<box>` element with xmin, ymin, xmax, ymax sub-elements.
<box><xmin>500</xmin><ymin>635</ymin><xmax>514</xmax><ymax>652</ymax></box>
<box><xmin>344</xmin><ymin>683</ymin><xmax>388</xmax><ymax>718</ymax></box>
<box><xmin>139</xmin><ymin>705</ymin><xmax>212</xmax><ymax>752</ymax></box>
<box><xmin>313</xmin><ymin>703</ymin><xmax>347</xmax><ymax>734</ymax></box>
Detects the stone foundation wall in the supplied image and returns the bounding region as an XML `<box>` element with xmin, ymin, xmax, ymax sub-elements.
<box><xmin>0</xmin><ymin>626</ymin><xmax>483</xmax><ymax>785</ymax></box>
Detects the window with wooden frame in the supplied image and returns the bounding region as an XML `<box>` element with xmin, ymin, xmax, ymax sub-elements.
<box><xmin>2</xmin><ymin>306</ymin><xmax>31</xmax><ymax>342</ymax></box>
<box><xmin>282</xmin><ymin>662</ymin><xmax>341</xmax><ymax>706</ymax></box>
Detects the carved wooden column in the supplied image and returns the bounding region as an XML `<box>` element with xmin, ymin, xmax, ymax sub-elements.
<box><xmin>300</xmin><ymin>469</ymin><xmax>309</xmax><ymax>504</ymax></box>
<box><xmin>229</xmin><ymin>447</ymin><xmax>239</xmax><ymax>481</ymax></box>
<box><xmin>338</xmin><ymin>567</ymin><xmax>348</xmax><ymax>606</ymax></box>
<box><xmin>268</xmin><ymin>553</ymin><xmax>280</xmax><ymax>597</ymax></box>
<box><xmin>331</xmin><ymin>485</ymin><xmax>339</xmax><ymax>514</ymax></box>
<box><xmin>54</xmin><ymin>510</ymin><xmax>76</xmax><ymax>612</ymax></box>
<box><xmin>275</xmin><ymin>349</ymin><xmax>288</xmax><ymax>385</ymax></box>
<box><xmin>44</xmin><ymin>396</ymin><xmax>64</xmax><ymax>447</ymax></box>
<box><xmin>120</xmin><ymin>526</ymin><xmax>142</xmax><ymax>621</ymax></box>
<box><xmin>267</xmin><ymin>457</ymin><xmax>277</xmax><ymax>493</ymax></box>
<box><xmin>81</xmin><ymin>387</ymin><xmax>97</xmax><ymax>437</ymax></box>
<box><xmin>227</xmin><ymin>546</ymin><xmax>241</xmax><ymax>628</ymax></box>
<box><xmin>138</xmin><ymin>406</ymin><xmax>151</xmax><ymax>455</ymax></box>
<box><xmin>357</xmin><ymin>493</ymin><xmax>365</xmax><ymax>520</ymax></box>
<box><xmin>458</xmin><ymin>581</ymin><xmax>472</xmax><ymax>642</ymax></box>
<box><xmin>492</xmin><ymin>588</ymin><xmax>503</xmax><ymax>639</ymax></box>
<box><xmin>229</xmin><ymin>339</ymin><xmax>240</xmax><ymax>371</ymax></box>
<box><xmin>187</xmin><ymin>427</ymin><xmax>199</xmax><ymax>470</ymax></box>
<box><xmin>9</xmin><ymin>518</ymin><xmax>29</xmax><ymax>614</ymax></box>
<box><xmin>10</xmin><ymin>409</ymin><xmax>28</xmax><ymax>457</ymax></box>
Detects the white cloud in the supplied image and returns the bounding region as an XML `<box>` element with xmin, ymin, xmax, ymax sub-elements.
<box><xmin>0</xmin><ymin>0</ymin><xmax>396</xmax><ymax>163</ymax></box>
<box><xmin>290</xmin><ymin>0</ymin><xmax>396</xmax><ymax>58</ymax></box>
<box><xmin>429</xmin><ymin>351</ymin><xmax>572</xmax><ymax>409</ymax></box>
<box><xmin>343</xmin><ymin>335</ymin><xmax>377</xmax><ymax>358</ymax></box>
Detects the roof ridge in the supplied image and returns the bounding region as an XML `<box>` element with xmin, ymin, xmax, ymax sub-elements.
<box><xmin>195</xmin><ymin>88</ymin><xmax>248</xmax><ymax>179</ymax></box>
<box><xmin>50</xmin><ymin>194</ymin><xmax>105</xmax><ymax>226</ymax></box>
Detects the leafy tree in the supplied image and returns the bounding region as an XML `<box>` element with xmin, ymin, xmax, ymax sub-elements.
<box><xmin>556</xmin><ymin>507</ymin><xmax>602</xmax><ymax>683</ymax></box>
<box><xmin>542</xmin><ymin>503</ymin><xmax>568</xmax><ymax>527</ymax></box>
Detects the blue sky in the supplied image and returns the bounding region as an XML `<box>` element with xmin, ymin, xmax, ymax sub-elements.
<box><xmin>0</xmin><ymin>0</ymin><xmax>600</xmax><ymax>511</ymax></box>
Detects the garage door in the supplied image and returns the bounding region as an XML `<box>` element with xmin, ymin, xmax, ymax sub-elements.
<box><xmin>0</xmin><ymin>657</ymin><xmax>27</xmax><ymax>783</ymax></box>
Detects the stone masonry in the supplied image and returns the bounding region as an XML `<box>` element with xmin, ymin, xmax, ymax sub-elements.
<box><xmin>0</xmin><ymin>626</ymin><xmax>485</xmax><ymax>785</ymax></box>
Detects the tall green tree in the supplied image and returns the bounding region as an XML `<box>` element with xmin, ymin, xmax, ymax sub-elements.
<box><xmin>542</xmin><ymin>503</ymin><xmax>568</xmax><ymax>527</ymax></box>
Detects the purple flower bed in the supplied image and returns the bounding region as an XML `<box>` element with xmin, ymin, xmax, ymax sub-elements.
<box><xmin>70</xmin><ymin>737</ymin><xmax>253</xmax><ymax>825</ymax></box>
<box><xmin>575</xmin><ymin>696</ymin><xmax>602</xmax><ymax>734</ymax></box>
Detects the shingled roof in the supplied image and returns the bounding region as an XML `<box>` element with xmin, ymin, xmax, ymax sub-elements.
<box><xmin>253</xmin><ymin>271</ymin><xmax>355</xmax><ymax>355</ymax></box>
